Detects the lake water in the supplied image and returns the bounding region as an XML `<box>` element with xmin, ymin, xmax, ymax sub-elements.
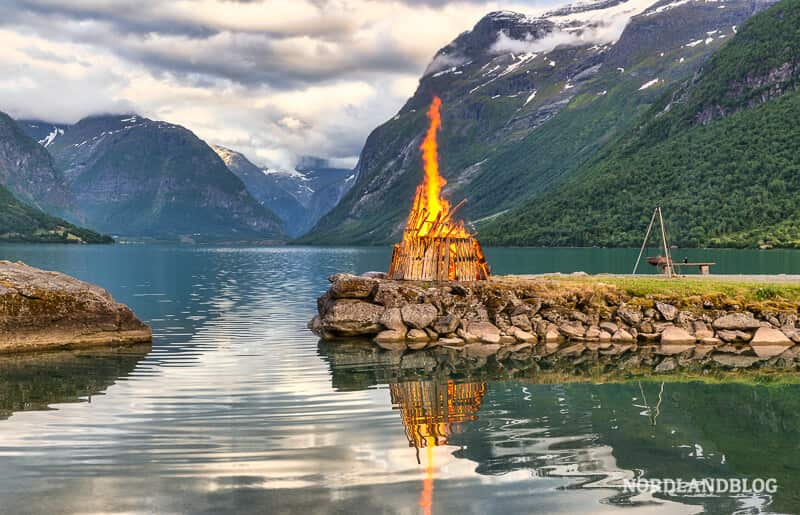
<box><xmin>0</xmin><ymin>245</ymin><xmax>799</xmax><ymax>514</ymax></box>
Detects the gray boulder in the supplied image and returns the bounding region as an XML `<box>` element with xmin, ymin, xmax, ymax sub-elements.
<box><xmin>612</xmin><ymin>329</ymin><xmax>635</xmax><ymax>343</ymax></box>
<box><xmin>712</xmin><ymin>313</ymin><xmax>761</xmax><ymax>331</ymax></box>
<box><xmin>660</xmin><ymin>326</ymin><xmax>695</xmax><ymax>345</ymax></box>
<box><xmin>510</xmin><ymin>313</ymin><xmax>532</xmax><ymax>332</ymax></box>
<box><xmin>617</xmin><ymin>304</ymin><xmax>642</xmax><ymax>326</ymax></box>
<box><xmin>508</xmin><ymin>326</ymin><xmax>537</xmax><ymax>343</ymax></box>
<box><xmin>322</xmin><ymin>299</ymin><xmax>384</xmax><ymax>336</ymax></box>
<box><xmin>432</xmin><ymin>314</ymin><xmax>460</xmax><ymax>334</ymax></box>
<box><xmin>466</xmin><ymin>321</ymin><xmax>501</xmax><ymax>344</ymax></box>
<box><xmin>599</xmin><ymin>321</ymin><xmax>618</xmax><ymax>334</ymax></box>
<box><xmin>655</xmin><ymin>302</ymin><xmax>678</xmax><ymax>321</ymax></box>
<box><xmin>559</xmin><ymin>321</ymin><xmax>585</xmax><ymax>339</ymax></box>
<box><xmin>379</xmin><ymin>307</ymin><xmax>406</xmax><ymax>332</ymax></box>
<box><xmin>373</xmin><ymin>282</ymin><xmax>423</xmax><ymax>307</ymax></box>
<box><xmin>717</xmin><ymin>330</ymin><xmax>753</xmax><ymax>342</ymax></box>
<box><xmin>400</xmin><ymin>303</ymin><xmax>438</xmax><ymax>329</ymax></box>
<box><xmin>329</xmin><ymin>274</ymin><xmax>378</xmax><ymax>299</ymax></box>
<box><xmin>750</xmin><ymin>327</ymin><xmax>793</xmax><ymax>358</ymax></box>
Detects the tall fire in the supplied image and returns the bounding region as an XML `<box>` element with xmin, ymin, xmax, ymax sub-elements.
<box><xmin>388</xmin><ymin>96</ymin><xmax>491</xmax><ymax>281</ymax></box>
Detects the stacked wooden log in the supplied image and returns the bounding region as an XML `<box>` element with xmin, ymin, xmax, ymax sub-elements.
<box><xmin>388</xmin><ymin>188</ymin><xmax>490</xmax><ymax>281</ymax></box>
<box><xmin>389</xmin><ymin>237</ymin><xmax>490</xmax><ymax>281</ymax></box>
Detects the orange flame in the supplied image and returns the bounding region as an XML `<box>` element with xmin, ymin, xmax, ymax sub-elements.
<box><xmin>407</xmin><ymin>96</ymin><xmax>468</xmax><ymax>239</ymax></box>
<box><xmin>389</xmin><ymin>95</ymin><xmax>490</xmax><ymax>282</ymax></box>
<box><xmin>420</xmin><ymin>96</ymin><xmax>447</xmax><ymax>224</ymax></box>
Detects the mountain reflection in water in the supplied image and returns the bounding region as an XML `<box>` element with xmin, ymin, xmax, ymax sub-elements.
<box><xmin>318</xmin><ymin>340</ymin><xmax>800</xmax><ymax>514</ymax></box>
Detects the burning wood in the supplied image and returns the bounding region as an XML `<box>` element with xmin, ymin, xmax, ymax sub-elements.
<box><xmin>389</xmin><ymin>96</ymin><xmax>490</xmax><ymax>281</ymax></box>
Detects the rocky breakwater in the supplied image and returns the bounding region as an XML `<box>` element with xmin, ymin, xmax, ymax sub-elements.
<box><xmin>311</xmin><ymin>273</ymin><xmax>800</xmax><ymax>374</ymax></box>
<box><xmin>0</xmin><ymin>261</ymin><xmax>151</xmax><ymax>353</ymax></box>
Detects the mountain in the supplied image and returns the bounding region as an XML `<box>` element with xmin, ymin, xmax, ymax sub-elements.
<box><xmin>212</xmin><ymin>146</ymin><xmax>354</xmax><ymax>237</ymax></box>
<box><xmin>481</xmin><ymin>0</ymin><xmax>800</xmax><ymax>248</ymax></box>
<box><xmin>0</xmin><ymin>113</ymin><xmax>111</xmax><ymax>243</ymax></box>
<box><xmin>42</xmin><ymin>115</ymin><xmax>285</xmax><ymax>242</ymax></box>
<box><xmin>299</xmin><ymin>0</ymin><xmax>775</xmax><ymax>245</ymax></box>
<box><xmin>0</xmin><ymin>113</ymin><xmax>73</xmax><ymax>218</ymax></box>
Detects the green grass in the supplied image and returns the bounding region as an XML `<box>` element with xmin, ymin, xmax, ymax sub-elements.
<box><xmin>538</xmin><ymin>274</ymin><xmax>800</xmax><ymax>306</ymax></box>
<box><xmin>0</xmin><ymin>186</ymin><xmax>112</xmax><ymax>244</ymax></box>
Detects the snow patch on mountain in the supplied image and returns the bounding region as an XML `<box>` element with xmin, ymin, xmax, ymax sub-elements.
<box><xmin>39</xmin><ymin>128</ymin><xmax>64</xmax><ymax>147</ymax></box>
<box><xmin>489</xmin><ymin>0</ymin><xmax>661</xmax><ymax>56</ymax></box>
<box><xmin>263</xmin><ymin>168</ymin><xmax>310</xmax><ymax>181</ymax></box>
<box><xmin>645</xmin><ymin>0</ymin><xmax>693</xmax><ymax>16</ymax></box>
<box><xmin>639</xmin><ymin>78</ymin><xmax>660</xmax><ymax>90</ymax></box>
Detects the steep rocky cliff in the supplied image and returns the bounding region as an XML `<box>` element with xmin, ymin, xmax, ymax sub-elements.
<box><xmin>0</xmin><ymin>112</ymin><xmax>72</xmax><ymax>217</ymax></box>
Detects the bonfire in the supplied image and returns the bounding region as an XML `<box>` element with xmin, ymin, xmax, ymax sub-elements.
<box><xmin>388</xmin><ymin>96</ymin><xmax>491</xmax><ymax>281</ymax></box>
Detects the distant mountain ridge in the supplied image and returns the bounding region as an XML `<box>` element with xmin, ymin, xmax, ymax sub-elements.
<box><xmin>18</xmin><ymin>114</ymin><xmax>286</xmax><ymax>242</ymax></box>
<box><xmin>299</xmin><ymin>0</ymin><xmax>776</xmax><ymax>245</ymax></box>
<box><xmin>212</xmin><ymin>145</ymin><xmax>353</xmax><ymax>237</ymax></box>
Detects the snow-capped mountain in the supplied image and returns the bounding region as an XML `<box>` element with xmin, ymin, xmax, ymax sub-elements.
<box><xmin>301</xmin><ymin>0</ymin><xmax>776</xmax><ymax>245</ymax></box>
<box><xmin>212</xmin><ymin>145</ymin><xmax>354</xmax><ymax>237</ymax></box>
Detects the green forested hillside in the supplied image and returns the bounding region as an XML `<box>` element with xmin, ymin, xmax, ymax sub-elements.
<box><xmin>0</xmin><ymin>186</ymin><xmax>112</xmax><ymax>243</ymax></box>
<box><xmin>481</xmin><ymin>0</ymin><xmax>800</xmax><ymax>248</ymax></box>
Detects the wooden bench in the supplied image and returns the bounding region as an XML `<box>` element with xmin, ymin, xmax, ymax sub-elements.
<box><xmin>670</xmin><ymin>262</ymin><xmax>716</xmax><ymax>275</ymax></box>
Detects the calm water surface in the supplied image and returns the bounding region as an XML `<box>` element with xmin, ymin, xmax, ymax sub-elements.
<box><xmin>0</xmin><ymin>245</ymin><xmax>799</xmax><ymax>514</ymax></box>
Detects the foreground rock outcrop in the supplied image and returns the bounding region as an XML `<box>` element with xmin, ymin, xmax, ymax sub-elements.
<box><xmin>0</xmin><ymin>261</ymin><xmax>151</xmax><ymax>353</ymax></box>
<box><xmin>311</xmin><ymin>273</ymin><xmax>800</xmax><ymax>373</ymax></box>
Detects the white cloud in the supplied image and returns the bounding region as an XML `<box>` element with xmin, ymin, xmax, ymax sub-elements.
<box><xmin>0</xmin><ymin>0</ymin><xmax>567</xmax><ymax>169</ymax></box>
<box><xmin>490</xmin><ymin>0</ymin><xmax>657</xmax><ymax>54</ymax></box>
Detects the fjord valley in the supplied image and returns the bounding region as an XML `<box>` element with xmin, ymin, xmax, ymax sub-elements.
<box><xmin>3</xmin><ymin>0</ymin><xmax>800</xmax><ymax>514</ymax></box>
<box><xmin>212</xmin><ymin>147</ymin><xmax>354</xmax><ymax>238</ymax></box>
<box><xmin>301</xmin><ymin>0</ymin><xmax>798</xmax><ymax>249</ymax></box>
<box><xmin>0</xmin><ymin>0</ymin><xmax>797</xmax><ymax>249</ymax></box>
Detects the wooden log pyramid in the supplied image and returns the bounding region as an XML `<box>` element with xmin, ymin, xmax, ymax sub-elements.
<box><xmin>389</xmin><ymin>187</ymin><xmax>490</xmax><ymax>282</ymax></box>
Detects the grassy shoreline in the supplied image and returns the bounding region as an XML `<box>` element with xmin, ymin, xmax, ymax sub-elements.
<box><xmin>490</xmin><ymin>274</ymin><xmax>800</xmax><ymax>312</ymax></box>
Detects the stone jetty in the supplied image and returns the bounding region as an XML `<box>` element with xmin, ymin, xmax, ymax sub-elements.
<box><xmin>0</xmin><ymin>261</ymin><xmax>151</xmax><ymax>353</ymax></box>
<box><xmin>311</xmin><ymin>273</ymin><xmax>800</xmax><ymax>373</ymax></box>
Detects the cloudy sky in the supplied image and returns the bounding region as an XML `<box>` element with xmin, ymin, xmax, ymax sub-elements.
<box><xmin>0</xmin><ymin>0</ymin><xmax>567</xmax><ymax>170</ymax></box>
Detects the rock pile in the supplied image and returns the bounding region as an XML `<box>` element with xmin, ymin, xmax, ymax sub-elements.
<box><xmin>311</xmin><ymin>273</ymin><xmax>800</xmax><ymax>372</ymax></box>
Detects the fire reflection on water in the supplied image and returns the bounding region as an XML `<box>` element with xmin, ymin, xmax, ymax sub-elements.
<box><xmin>390</xmin><ymin>379</ymin><xmax>487</xmax><ymax>515</ymax></box>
